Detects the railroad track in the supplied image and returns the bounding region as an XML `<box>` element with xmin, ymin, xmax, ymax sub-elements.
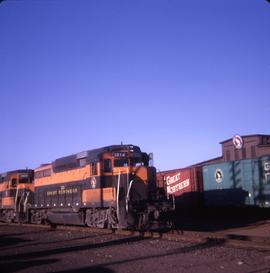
<box><xmin>1</xmin><ymin>222</ymin><xmax>270</xmax><ymax>251</ymax></box>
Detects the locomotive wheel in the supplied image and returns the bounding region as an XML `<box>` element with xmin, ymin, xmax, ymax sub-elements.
<box><xmin>30</xmin><ymin>209</ymin><xmax>46</xmax><ymax>224</ymax></box>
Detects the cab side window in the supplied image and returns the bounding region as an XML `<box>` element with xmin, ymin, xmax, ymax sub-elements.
<box><xmin>11</xmin><ymin>178</ymin><xmax>17</xmax><ymax>187</ymax></box>
<box><xmin>103</xmin><ymin>159</ymin><xmax>112</xmax><ymax>173</ymax></box>
<box><xmin>79</xmin><ymin>158</ymin><xmax>87</xmax><ymax>167</ymax></box>
<box><xmin>91</xmin><ymin>162</ymin><xmax>98</xmax><ymax>176</ymax></box>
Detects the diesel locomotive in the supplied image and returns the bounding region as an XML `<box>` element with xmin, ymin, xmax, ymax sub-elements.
<box><xmin>0</xmin><ymin>145</ymin><xmax>172</xmax><ymax>230</ymax></box>
<box><xmin>0</xmin><ymin>169</ymin><xmax>34</xmax><ymax>223</ymax></box>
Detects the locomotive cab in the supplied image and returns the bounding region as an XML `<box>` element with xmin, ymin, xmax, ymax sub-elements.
<box><xmin>98</xmin><ymin>146</ymin><xmax>168</xmax><ymax>229</ymax></box>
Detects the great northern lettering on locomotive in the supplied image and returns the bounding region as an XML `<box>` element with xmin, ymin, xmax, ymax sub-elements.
<box><xmin>0</xmin><ymin>145</ymin><xmax>172</xmax><ymax>230</ymax></box>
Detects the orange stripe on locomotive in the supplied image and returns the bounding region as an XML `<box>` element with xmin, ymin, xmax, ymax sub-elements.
<box><xmin>33</xmin><ymin>147</ymin><xmax>152</xmax><ymax>207</ymax></box>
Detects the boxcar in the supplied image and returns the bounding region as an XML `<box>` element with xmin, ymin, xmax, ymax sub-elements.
<box><xmin>202</xmin><ymin>156</ymin><xmax>270</xmax><ymax>208</ymax></box>
<box><xmin>156</xmin><ymin>166</ymin><xmax>203</xmax><ymax>209</ymax></box>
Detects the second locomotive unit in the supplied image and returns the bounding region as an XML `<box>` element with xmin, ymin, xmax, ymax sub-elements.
<box><xmin>0</xmin><ymin>169</ymin><xmax>34</xmax><ymax>223</ymax></box>
<box><xmin>30</xmin><ymin>144</ymin><xmax>171</xmax><ymax>229</ymax></box>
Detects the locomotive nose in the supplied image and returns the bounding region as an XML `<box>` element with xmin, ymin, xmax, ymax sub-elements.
<box><xmin>132</xmin><ymin>166</ymin><xmax>156</xmax><ymax>187</ymax></box>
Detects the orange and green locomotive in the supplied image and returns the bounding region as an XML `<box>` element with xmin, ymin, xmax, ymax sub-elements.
<box><xmin>0</xmin><ymin>169</ymin><xmax>34</xmax><ymax>222</ymax></box>
<box><xmin>1</xmin><ymin>145</ymin><xmax>172</xmax><ymax>230</ymax></box>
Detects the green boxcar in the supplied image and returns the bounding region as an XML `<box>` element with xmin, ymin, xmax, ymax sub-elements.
<box><xmin>202</xmin><ymin>157</ymin><xmax>270</xmax><ymax>208</ymax></box>
<box><xmin>256</xmin><ymin>155</ymin><xmax>270</xmax><ymax>207</ymax></box>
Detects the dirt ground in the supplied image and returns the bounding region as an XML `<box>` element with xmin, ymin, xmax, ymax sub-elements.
<box><xmin>0</xmin><ymin>224</ymin><xmax>270</xmax><ymax>273</ymax></box>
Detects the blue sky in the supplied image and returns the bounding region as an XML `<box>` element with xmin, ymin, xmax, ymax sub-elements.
<box><xmin>0</xmin><ymin>0</ymin><xmax>269</xmax><ymax>172</ymax></box>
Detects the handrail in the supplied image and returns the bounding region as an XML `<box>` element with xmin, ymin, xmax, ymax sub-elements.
<box><xmin>126</xmin><ymin>167</ymin><xmax>129</xmax><ymax>190</ymax></box>
<box><xmin>14</xmin><ymin>186</ymin><xmax>19</xmax><ymax>212</ymax></box>
<box><xmin>125</xmin><ymin>180</ymin><xmax>134</xmax><ymax>212</ymax></box>
<box><xmin>18</xmin><ymin>191</ymin><xmax>25</xmax><ymax>213</ymax></box>
<box><xmin>23</xmin><ymin>192</ymin><xmax>30</xmax><ymax>213</ymax></box>
<box><xmin>116</xmin><ymin>169</ymin><xmax>121</xmax><ymax>222</ymax></box>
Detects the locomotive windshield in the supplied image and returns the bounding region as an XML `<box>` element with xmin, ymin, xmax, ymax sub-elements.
<box><xmin>110</xmin><ymin>148</ymin><xmax>150</xmax><ymax>168</ymax></box>
<box><xmin>19</xmin><ymin>174</ymin><xmax>31</xmax><ymax>183</ymax></box>
<box><xmin>130</xmin><ymin>158</ymin><xmax>145</xmax><ymax>166</ymax></box>
<box><xmin>114</xmin><ymin>158</ymin><xmax>128</xmax><ymax>167</ymax></box>
<box><xmin>113</xmin><ymin>157</ymin><xmax>148</xmax><ymax>167</ymax></box>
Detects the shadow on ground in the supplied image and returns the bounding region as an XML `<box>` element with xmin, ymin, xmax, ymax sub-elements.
<box><xmin>170</xmin><ymin>206</ymin><xmax>270</xmax><ymax>232</ymax></box>
<box><xmin>0</xmin><ymin>233</ymin><xmax>224</xmax><ymax>273</ymax></box>
<box><xmin>0</xmin><ymin>258</ymin><xmax>60</xmax><ymax>273</ymax></box>
<box><xmin>54</xmin><ymin>266</ymin><xmax>115</xmax><ymax>273</ymax></box>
